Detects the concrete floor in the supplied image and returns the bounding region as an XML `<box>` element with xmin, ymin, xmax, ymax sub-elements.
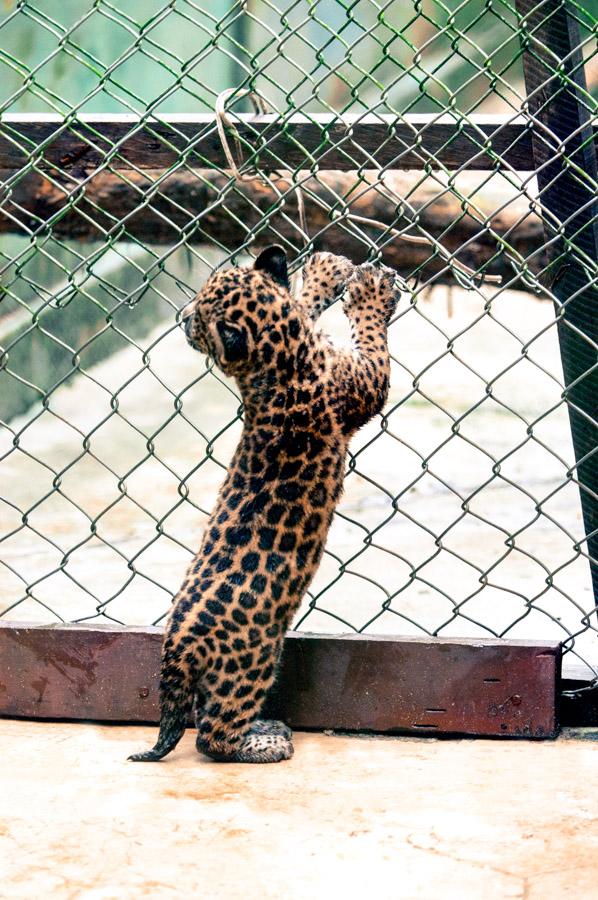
<box><xmin>1</xmin><ymin>721</ymin><xmax>597</xmax><ymax>899</ymax></box>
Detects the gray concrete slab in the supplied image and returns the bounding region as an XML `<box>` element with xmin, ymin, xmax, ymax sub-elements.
<box><xmin>1</xmin><ymin>720</ymin><xmax>597</xmax><ymax>899</ymax></box>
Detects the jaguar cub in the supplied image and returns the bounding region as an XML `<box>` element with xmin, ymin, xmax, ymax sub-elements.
<box><xmin>129</xmin><ymin>246</ymin><xmax>399</xmax><ymax>764</ymax></box>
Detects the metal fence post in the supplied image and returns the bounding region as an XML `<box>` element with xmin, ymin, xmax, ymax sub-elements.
<box><xmin>516</xmin><ymin>0</ymin><xmax>598</xmax><ymax>607</ymax></box>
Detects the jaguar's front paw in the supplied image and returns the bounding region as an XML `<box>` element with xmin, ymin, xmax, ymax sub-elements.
<box><xmin>299</xmin><ymin>252</ymin><xmax>355</xmax><ymax>319</ymax></box>
<box><xmin>344</xmin><ymin>262</ymin><xmax>401</xmax><ymax>324</ymax></box>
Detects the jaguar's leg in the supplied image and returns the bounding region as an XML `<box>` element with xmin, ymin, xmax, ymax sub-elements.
<box><xmin>333</xmin><ymin>262</ymin><xmax>401</xmax><ymax>433</ymax></box>
<box><xmin>196</xmin><ymin>698</ymin><xmax>294</xmax><ymax>764</ymax></box>
<box><xmin>194</xmin><ymin>645</ymin><xmax>294</xmax><ymax>763</ymax></box>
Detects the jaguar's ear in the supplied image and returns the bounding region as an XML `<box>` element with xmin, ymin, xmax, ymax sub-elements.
<box><xmin>254</xmin><ymin>245</ymin><xmax>290</xmax><ymax>289</ymax></box>
<box><xmin>215</xmin><ymin>320</ymin><xmax>248</xmax><ymax>363</ymax></box>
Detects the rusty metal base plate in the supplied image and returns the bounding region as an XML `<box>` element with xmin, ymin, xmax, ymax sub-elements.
<box><xmin>0</xmin><ymin>623</ymin><xmax>560</xmax><ymax>738</ymax></box>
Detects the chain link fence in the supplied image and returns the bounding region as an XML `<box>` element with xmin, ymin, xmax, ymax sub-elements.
<box><xmin>0</xmin><ymin>1</ymin><xmax>596</xmax><ymax>688</ymax></box>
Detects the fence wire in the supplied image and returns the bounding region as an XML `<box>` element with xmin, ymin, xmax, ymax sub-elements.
<box><xmin>0</xmin><ymin>0</ymin><xmax>596</xmax><ymax>689</ymax></box>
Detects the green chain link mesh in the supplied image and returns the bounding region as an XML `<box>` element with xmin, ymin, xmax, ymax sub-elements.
<box><xmin>0</xmin><ymin>0</ymin><xmax>596</xmax><ymax>687</ymax></box>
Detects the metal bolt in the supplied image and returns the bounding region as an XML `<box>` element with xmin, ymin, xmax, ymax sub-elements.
<box><xmin>512</xmin><ymin>694</ymin><xmax>522</xmax><ymax>706</ymax></box>
<box><xmin>138</xmin><ymin>687</ymin><xmax>149</xmax><ymax>699</ymax></box>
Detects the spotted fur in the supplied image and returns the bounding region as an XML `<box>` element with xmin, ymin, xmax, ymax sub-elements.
<box><xmin>129</xmin><ymin>247</ymin><xmax>399</xmax><ymax>764</ymax></box>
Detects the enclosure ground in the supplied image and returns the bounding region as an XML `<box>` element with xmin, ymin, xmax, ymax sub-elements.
<box><xmin>1</xmin><ymin>720</ymin><xmax>597</xmax><ymax>899</ymax></box>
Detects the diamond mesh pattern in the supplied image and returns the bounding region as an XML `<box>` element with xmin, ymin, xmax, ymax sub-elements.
<box><xmin>0</xmin><ymin>1</ymin><xmax>596</xmax><ymax>688</ymax></box>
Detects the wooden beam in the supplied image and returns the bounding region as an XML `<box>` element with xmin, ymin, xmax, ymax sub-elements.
<box><xmin>0</xmin><ymin>622</ymin><xmax>560</xmax><ymax>737</ymax></box>
<box><xmin>0</xmin><ymin>113</ymin><xmax>547</xmax><ymax>173</ymax></box>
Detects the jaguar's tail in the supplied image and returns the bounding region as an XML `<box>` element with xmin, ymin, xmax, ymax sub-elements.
<box><xmin>128</xmin><ymin>664</ymin><xmax>192</xmax><ymax>762</ymax></box>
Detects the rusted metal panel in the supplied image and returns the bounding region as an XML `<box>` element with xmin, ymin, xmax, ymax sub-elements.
<box><xmin>0</xmin><ymin>623</ymin><xmax>560</xmax><ymax>737</ymax></box>
<box><xmin>272</xmin><ymin>633</ymin><xmax>560</xmax><ymax>738</ymax></box>
<box><xmin>0</xmin><ymin>623</ymin><xmax>163</xmax><ymax>722</ymax></box>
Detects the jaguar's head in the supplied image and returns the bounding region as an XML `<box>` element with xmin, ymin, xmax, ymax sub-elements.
<box><xmin>182</xmin><ymin>246</ymin><xmax>299</xmax><ymax>377</ymax></box>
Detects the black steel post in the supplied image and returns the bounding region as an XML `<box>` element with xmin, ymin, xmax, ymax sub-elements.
<box><xmin>516</xmin><ymin>0</ymin><xmax>598</xmax><ymax>607</ymax></box>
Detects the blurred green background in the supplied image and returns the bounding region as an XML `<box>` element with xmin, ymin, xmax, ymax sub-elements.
<box><xmin>0</xmin><ymin>0</ymin><xmax>557</xmax><ymax>118</ymax></box>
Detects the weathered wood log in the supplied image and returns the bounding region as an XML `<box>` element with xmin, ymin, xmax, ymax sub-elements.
<box><xmin>0</xmin><ymin>168</ymin><xmax>547</xmax><ymax>287</ymax></box>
